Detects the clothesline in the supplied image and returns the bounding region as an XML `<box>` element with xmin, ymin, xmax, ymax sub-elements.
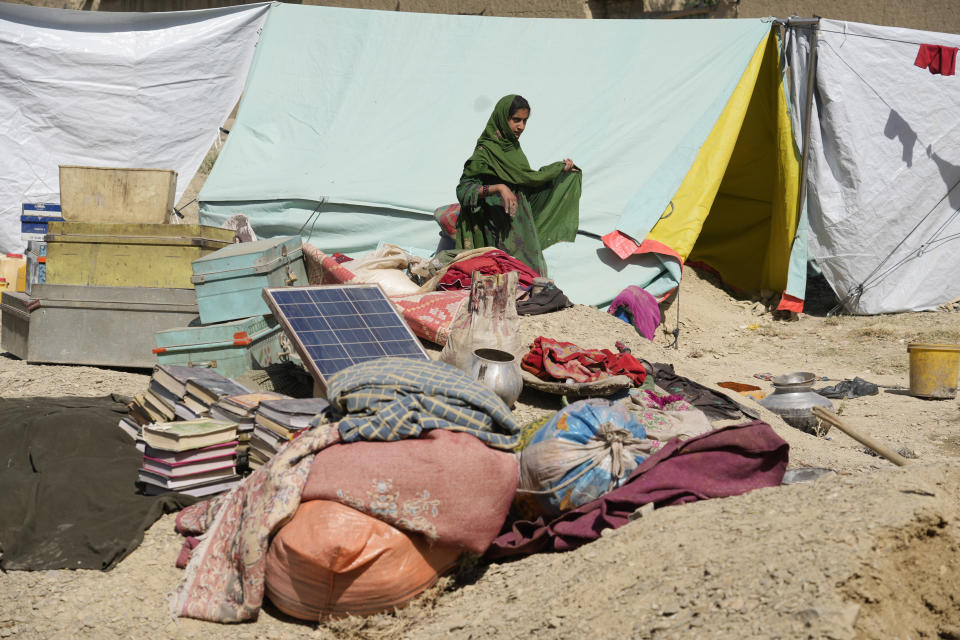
<box><xmin>788</xmin><ymin>23</ymin><xmax>960</xmax><ymax>49</ymax></box>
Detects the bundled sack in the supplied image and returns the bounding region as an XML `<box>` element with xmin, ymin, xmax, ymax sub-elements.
<box><xmin>518</xmin><ymin>399</ymin><xmax>652</xmax><ymax>517</ymax></box>
<box><xmin>302</xmin><ymin>429</ymin><xmax>518</xmax><ymax>553</ymax></box>
<box><xmin>301</xmin><ymin>242</ymin><xmax>421</xmax><ymax>296</ymax></box>
<box><xmin>264</xmin><ymin>500</ymin><xmax>461</xmax><ymax>620</ymax></box>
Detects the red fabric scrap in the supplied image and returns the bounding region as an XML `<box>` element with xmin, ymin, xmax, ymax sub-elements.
<box><xmin>521</xmin><ymin>336</ymin><xmax>647</xmax><ymax>385</ymax></box>
<box><xmin>915</xmin><ymin>44</ymin><xmax>958</xmax><ymax>76</ymax></box>
<box><xmin>438</xmin><ymin>249</ymin><xmax>540</xmax><ymax>291</ymax></box>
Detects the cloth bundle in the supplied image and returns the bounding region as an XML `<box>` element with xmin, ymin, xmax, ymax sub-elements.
<box><xmin>303</xmin><ymin>429</ymin><xmax>518</xmax><ymax>553</ymax></box>
<box><xmin>517</xmin><ymin>283</ymin><xmax>572</xmax><ymax>316</ymax></box>
<box><xmin>438</xmin><ymin>248</ymin><xmax>540</xmax><ymax>291</ymax></box>
<box><xmin>518</xmin><ymin>399</ymin><xmax>650</xmax><ymax>517</ymax></box>
<box><xmin>522</xmin><ymin>337</ymin><xmax>647</xmax><ymax>386</ymax></box>
<box><xmin>606</xmin><ymin>285</ymin><xmax>661</xmax><ymax>340</ymax></box>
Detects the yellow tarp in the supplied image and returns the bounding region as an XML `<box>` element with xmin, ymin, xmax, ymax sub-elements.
<box><xmin>645</xmin><ymin>31</ymin><xmax>800</xmax><ymax>294</ymax></box>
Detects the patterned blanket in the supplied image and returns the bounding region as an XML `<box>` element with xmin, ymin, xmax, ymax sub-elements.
<box><xmin>329</xmin><ymin>357</ymin><xmax>520</xmax><ymax>451</ymax></box>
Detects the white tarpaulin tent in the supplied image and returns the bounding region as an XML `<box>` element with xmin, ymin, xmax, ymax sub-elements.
<box><xmin>0</xmin><ymin>2</ymin><xmax>270</xmax><ymax>253</ymax></box>
<box><xmin>786</xmin><ymin>19</ymin><xmax>960</xmax><ymax>314</ymax></box>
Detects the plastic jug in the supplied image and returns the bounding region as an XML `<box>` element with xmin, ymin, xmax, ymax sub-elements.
<box><xmin>0</xmin><ymin>253</ymin><xmax>27</xmax><ymax>292</ymax></box>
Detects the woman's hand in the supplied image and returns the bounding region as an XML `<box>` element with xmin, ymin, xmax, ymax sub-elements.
<box><xmin>562</xmin><ymin>158</ymin><xmax>577</xmax><ymax>172</ymax></box>
<box><xmin>492</xmin><ymin>184</ymin><xmax>519</xmax><ymax>217</ymax></box>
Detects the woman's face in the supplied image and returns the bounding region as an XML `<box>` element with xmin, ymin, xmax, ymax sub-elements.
<box><xmin>508</xmin><ymin>108</ymin><xmax>529</xmax><ymax>139</ymax></box>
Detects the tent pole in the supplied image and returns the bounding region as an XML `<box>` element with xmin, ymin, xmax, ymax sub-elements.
<box><xmin>791</xmin><ymin>17</ymin><xmax>820</xmax><ymax>233</ymax></box>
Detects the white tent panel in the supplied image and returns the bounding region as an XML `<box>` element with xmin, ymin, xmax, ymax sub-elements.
<box><xmin>788</xmin><ymin>18</ymin><xmax>960</xmax><ymax>314</ymax></box>
<box><xmin>0</xmin><ymin>2</ymin><xmax>270</xmax><ymax>252</ymax></box>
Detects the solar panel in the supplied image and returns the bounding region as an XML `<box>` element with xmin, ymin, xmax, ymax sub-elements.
<box><xmin>262</xmin><ymin>284</ymin><xmax>429</xmax><ymax>393</ymax></box>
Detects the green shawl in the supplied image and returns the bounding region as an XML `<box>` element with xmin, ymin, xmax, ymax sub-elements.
<box><xmin>462</xmin><ymin>94</ymin><xmax>565</xmax><ymax>188</ymax></box>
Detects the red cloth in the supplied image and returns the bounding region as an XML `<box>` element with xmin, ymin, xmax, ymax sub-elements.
<box><xmin>915</xmin><ymin>44</ymin><xmax>958</xmax><ymax>76</ymax></box>
<box><xmin>301</xmin><ymin>430</ymin><xmax>518</xmax><ymax>554</ymax></box>
<box><xmin>438</xmin><ymin>249</ymin><xmax>540</xmax><ymax>291</ymax></box>
<box><xmin>521</xmin><ymin>336</ymin><xmax>647</xmax><ymax>385</ymax></box>
<box><xmin>488</xmin><ymin>421</ymin><xmax>788</xmax><ymax>558</ymax></box>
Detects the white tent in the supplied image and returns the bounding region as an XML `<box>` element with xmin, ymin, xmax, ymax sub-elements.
<box><xmin>0</xmin><ymin>2</ymin><xmax>270</xmax><ymax>253</ymax></box>
<box><xmin>786</xmin><ymin>18</ymin><xmax>960</xmax><ymax>314</ymax></box>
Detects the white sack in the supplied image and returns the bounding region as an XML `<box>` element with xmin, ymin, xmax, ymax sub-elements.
<box><xmin>0</xmin><ymin>2</ymin><xmax>270</xmax><ymax>252</ymax></box>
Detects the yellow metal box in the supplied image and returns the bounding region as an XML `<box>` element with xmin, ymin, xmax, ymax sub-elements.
<box><xmin>44</xmin><ymin>222</ymin><xmax>235</xmax><ymax>289</ymax></box>
<box><xmin>59</xmin><ymin>165</ymin><xmax>177</xmax><ymax>224</ymax></box>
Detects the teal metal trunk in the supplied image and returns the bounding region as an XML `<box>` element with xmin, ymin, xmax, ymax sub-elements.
<box><xmin>190</xmin><ymin>236</ymin><xmax>307</xmax><ymax>325</ymax></box>
<box><xmin>154</xmin><ymin>315</ymin><xmax>296</xmax><ymax>379</ymax></box>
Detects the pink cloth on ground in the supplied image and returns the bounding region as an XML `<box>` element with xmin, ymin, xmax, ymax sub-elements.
<box><xmin>302</xmin><ymin>429</ymin><xmax>518</xmax><ymax>554</ymax></box>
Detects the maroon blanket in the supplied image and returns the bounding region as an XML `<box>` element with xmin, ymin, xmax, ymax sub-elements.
<box><xmin>438</xmin><ymin>249</ymin><xmax>540</xmax><ymax>291</ymax></box>
<box><xmin>488</xmin><ymin>421</ymin><xmax>788</xmax><ymax>558</ymax></box>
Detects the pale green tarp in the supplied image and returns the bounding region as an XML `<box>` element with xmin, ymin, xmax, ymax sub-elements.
<box><xmin>200</xmin><ymin>5</ymin><xmax>773</xmax><ymax>305</ymax></box>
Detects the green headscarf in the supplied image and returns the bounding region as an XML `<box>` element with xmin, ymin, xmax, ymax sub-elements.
<box><xmin>461</xmin><ymin>94</ymin><xmax>565</xmax><ymax>188</ymax></box>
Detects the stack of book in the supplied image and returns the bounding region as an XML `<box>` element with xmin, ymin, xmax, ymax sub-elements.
<box><xmin>120</xmin><ymin>365</ymin><xmax>251</xmax><ymax>445</ymax></box>
<box><xmin>249</xmin><ymin>397</ymin><xmax>331</xmax><ymax>469</ymax></box>
<box><xmin>137</xmin><ymin>418</ymin><xmax>242</xmax><ymax>497</ymax></box>
<box><xmin>209</xmin><ymin>391</ymin><xmax>289</xmax><ymax>467</ymax></box>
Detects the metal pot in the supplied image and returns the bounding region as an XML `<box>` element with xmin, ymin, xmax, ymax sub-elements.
<box><xmin>758</xmin><ymin>371</ymin><xmax>833</xmax><ymax>434</ymax></box>
<box><xmin>469</xmin><ymin>347</ymin><xmax>523</xmax><ymax>408</ymax></box>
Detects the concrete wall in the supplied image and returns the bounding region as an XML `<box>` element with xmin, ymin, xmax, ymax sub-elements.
<box><xmin>300</xmin><ymin>0</ymin><xmax>592</xmax><ymax>18</ymax></box>
<box><xmin>737</xmin><ymin>0</ymin><xmax>960</xmax><ymax>34</ymax></box>
<box><xmin>6</xmin><ymin>0</ymin><xmax>958</xmax><ymax>33</ymax></box>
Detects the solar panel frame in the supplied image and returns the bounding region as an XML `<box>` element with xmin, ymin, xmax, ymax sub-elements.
<box><xmin>262</xmin><ymin>284</ymin><xmax>430</xmax><ymax>394</ymax></box>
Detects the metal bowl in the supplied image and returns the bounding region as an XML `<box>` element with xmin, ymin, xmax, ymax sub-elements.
<box><xmin>771</xmin><ymin>371</ymin><xmax>816</xmax><ymax>388</ymax></box>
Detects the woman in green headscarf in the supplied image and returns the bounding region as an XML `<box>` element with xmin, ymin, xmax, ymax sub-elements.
<box><xmin>455</xmin><ymin>94</ymin><xmax>582</xmax><ymax>275</ymax></box>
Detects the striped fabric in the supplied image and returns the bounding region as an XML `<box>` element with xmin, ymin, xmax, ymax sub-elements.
<box><xmin>326</xmin><ymin>357</ymin><xmax>520</xmax><ymax>450</ymax></box>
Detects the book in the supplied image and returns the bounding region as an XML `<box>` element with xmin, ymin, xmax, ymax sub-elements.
<box><xmin>256</xmin><ymin>397</ymin><xmax>331</xmax><ymax>429</ymax></box>
<box><xmin>148</xmin><ymin>380</ymin><xmax>180</xmax><ymax>411</ymax></box>
<box><xmin>209</xmin><ymin>403</ymin><xmax>253</xmax><ymax>423</ymax></box>
<box><xmin>250</xmin><ymin>434</ymin><xmax>280</xmax><ymax>458</ymax></box>
<box><xmin>141</xmin><ymin>474</ymin><xmax>242</xmax><ymax>498</ymax></box>
<box><xmin>174</xmin><ymin>402</ymin><xmax>200</xmax><ymax>421</ymax></box>
<box><xmin>143</xmin><ymin>390</ymin><xmax>176</xmax><ymax>421</ymax></box>
<box><xmin>181</xmin><ymin>393</ymin><xmax>210</xmax><ymax>416</ymax></box>
<box><xmin>254</xmin><ymin>412</ymin><xmax>300</xmax><ymax>440</ymax></box>
<box><xmin>117</xmin><ymin>416</ymin><xmax>141</xmax><ymax>442</ymax></box>
<box><xmin>126</xmin><ymin>397</ymin><xmax>153</xmax><ymax>426</ymax></box>
<box><xmin>185</xmin><ymin>375</ymin><xmax>251</xmax><ymax>406</ymax></box>
<box><xmin>141</xmin><ymin>456</ymin><xmax>236</xmax><ymax>478</ymax></box>
<box><xmin>220</xmin><ymin>391</ymin><xmax>288</xmax><ymax>413</ymax></box>
<box><xmin>138</xmin><ymin>394</ymin><xmax>171</xmax><ymax>423</ymax></box>
<box><xmin>138</xmin><ymin>466</ymin><xmax>238</xmax><ymax>490</ymax></box>
<box><xmin>143</xmin><ymin>440</ymin><xmax>238</xmax><ymax>463</ymax></box>
<box><xmin>142</xmin><ymin>419</ymin><xmax>238</xmax><ymax>452</ymax></box>
<box><xmin>253</xmin><ymin>423</ymin><xmax>287</xmax><ymax>450</ymax></box>
<box><xmin>152</xmin><ymin>364</ymin><xmax>206</xmax><ymax>398</ymax></box>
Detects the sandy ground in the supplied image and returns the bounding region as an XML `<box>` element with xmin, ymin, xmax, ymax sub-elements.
<box><xmin>1</xmin><ymin>267</ymin><xmax>959</xmax><ymax>639</ymax></box>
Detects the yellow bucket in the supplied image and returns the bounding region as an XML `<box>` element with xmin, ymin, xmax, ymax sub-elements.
<box><xmin>908</xmin><ymin>343</ymin><xmax>960</xmax><ymax>399</ymax></box>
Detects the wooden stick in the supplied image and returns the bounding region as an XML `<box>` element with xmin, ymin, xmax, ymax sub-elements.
<box><xmin>812</xmin><ymin>406</ymin><xmax>911</xmax><ymax>467</ymax></box>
